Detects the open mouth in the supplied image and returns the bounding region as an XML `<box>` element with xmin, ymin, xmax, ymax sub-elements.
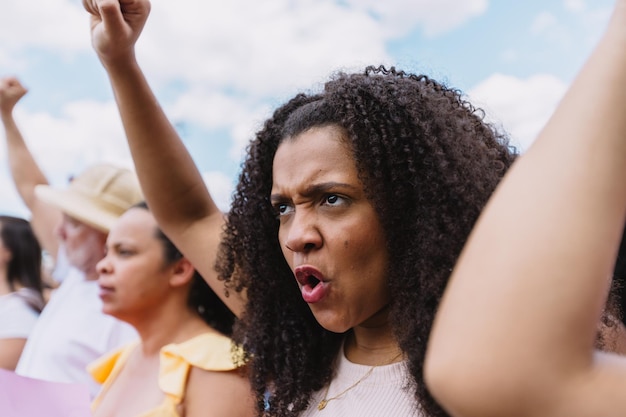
<box><xmin>294</xmin><ymin>266</ymin><xmax>329</xmax><ymax>303</ymax></box>
<box><xmin>305</xmin><ymin>274</ymin><xmax>321</xmax><ymax>289</ymax></box>
<box><xmin>294</xmin><ymin>266</ymin><xmax>324</xmax><ymax>288</ymax></box>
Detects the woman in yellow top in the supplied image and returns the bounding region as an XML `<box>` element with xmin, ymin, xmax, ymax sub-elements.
<box><xmin>90</xmin><ymin>202</ymin><xmax>255</xmax><ymax>417</ymax></box>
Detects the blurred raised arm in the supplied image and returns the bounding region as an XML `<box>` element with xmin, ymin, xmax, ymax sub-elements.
<box><xmin>425</xmin><ymin>1</ymin><xmax>626</xmax><ymax>417</ymax></box>
<box><xmin>0</xmin><ymin>77</ymin><xmax>61</xmax><ymax>260</ymax></box>
<box><xmin>83</xmin><ymin>0</ymin><xmax>245</xmax><ymax>317</ymax></box>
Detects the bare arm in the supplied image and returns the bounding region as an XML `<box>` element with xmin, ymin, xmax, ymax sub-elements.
<box><xmin>0</xmin><ymin>77</ymin><xmax>61</xmax><ymax>260</ymax></box>
<box><xmin>184</xmin><ymin>368</ymin><xmax>255</xmax><ymax>417</ymax></box>
<box><xmin>425</xmin><ymin>2</ymin><xmax>626</xmax><ymax>417</ymax></box>
<box><xmin>83</xmin><ymin>0</ymin><xmax>245</xmax><ymax>316</ymax></box>
<box><xmin>0</xmin><ymin>338</ymin><xmax>28</xmax><ymax>371</ymax></box>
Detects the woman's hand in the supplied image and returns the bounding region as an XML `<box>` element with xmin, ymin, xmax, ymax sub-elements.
<box><xmin>0</xmin><ymin>77</ymin><xmax>28</xmax><ymax>118</ymax></box>
<box><xmin>83</xmin><ymin>0</ymin><xmax>151</xmax><ymax>66</ymax></box>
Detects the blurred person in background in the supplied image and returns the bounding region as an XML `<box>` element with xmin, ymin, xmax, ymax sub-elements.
<box><xmin>0</xmin><ymin>76</ymin><xmax>141</xmax><ymax>397</ymax></box>
<box><xmin>0</xmin><ymin>215</ymin><xmax>45</xmax><ymax>370</ymax></box>
<box><xmin>89</xmin><ymin>202</ymin><xmax>254</xmax><ymax>417</ymax></box>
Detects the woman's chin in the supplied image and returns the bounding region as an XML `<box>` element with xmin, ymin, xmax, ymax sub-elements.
<box><xmin>312</xmin><ymin>312</ymin><xmax>351</xmax><ymax>334</ymax></box>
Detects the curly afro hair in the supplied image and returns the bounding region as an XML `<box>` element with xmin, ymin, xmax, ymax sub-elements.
<box><xmin>216</xmin><ymin>66</ymin><xmax>517</xmax><ymax>417</ymax></box>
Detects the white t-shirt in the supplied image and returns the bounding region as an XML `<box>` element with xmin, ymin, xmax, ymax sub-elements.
<box><xmin>15</xmin><ymin>267</ymin><xmax>138</xmax><ymax>398</ymax></box>
<box><xmin>300</xmin><ymin>349</ymin><xmax>421</xmax><ymax>417</ymax></box>
<box><xmin>0</xmin><ymin>290</ymin><xmax>40</xmax><ymax>338</ymax></box>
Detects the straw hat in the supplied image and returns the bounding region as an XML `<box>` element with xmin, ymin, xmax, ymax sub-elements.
<box><xmin>35</xmin><ymin>163</ymin><xmax>144</xmax><ymax>233</ymax></box>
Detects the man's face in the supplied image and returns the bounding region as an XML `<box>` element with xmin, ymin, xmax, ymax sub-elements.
<box><xmin>56</xmin><ymin>214</ymin><xmax>107</xmax><ymax>278</ymax></box>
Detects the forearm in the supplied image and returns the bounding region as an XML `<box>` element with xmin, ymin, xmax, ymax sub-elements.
<box><xmin>103</xmin><ymin>57</ymin><xmax>220</xmax><ymax>231</ymax></box>
<box><xmin>426</xmin><ymin>5</ymin><xmax>626</xmax><ymax>416</ymax></box>
<box><xmin>1</xmin><ymin>111</ymin><xmax>60</xmax><ymax>258</ymax></box>
<box><xmin>1</xmin><ymin>112</ymin><xmax>49</xmax><ymax>208</ymax></box>
<box><xmin>102</xmin><ymin>55</ymin><xmax>246</xmax><ymax>316</ymax></box>
<box><xmin>0</xmin><ymin>338</ymin><xmax>27</xmax><ymax>371</ymax></box>
<box><xmin>86</xmin><ymin>0</ymin><xmax>245</xmax><ymax>317</ymax></box>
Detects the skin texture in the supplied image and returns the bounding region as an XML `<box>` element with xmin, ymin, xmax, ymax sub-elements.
<box><xmin>0</xmin><ymin>338</ymin><xmax>27</xmax><ymax>370</ymax></box>
<box><xmin>97</xmin><ymin>208</ymin><xmax>184</xmax><ymax>324</ymax></box>
<box><xmin>271</xmin><ymin>125</ymin><xmax>390</xmax><ymax>335</ymax></box>
<box><xmin>424</xmin><ymin>2</ymin><xmax>626</xmax><ymax>417</ymax></box>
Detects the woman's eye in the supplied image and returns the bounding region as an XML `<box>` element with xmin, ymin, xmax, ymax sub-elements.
<box><xmin>324</xmin><ymin>194</ymin><xmax>343</xmax><ymax>206</ymax></box>
<box><xmin>117</xmin><ymin>248</ymin><xmax>133</xmax><ymax>257</ymax></box>
<box><xmin>275</xmin><ymin>203</ymin><xmax>294</xmax><ymax>217</ymax></box>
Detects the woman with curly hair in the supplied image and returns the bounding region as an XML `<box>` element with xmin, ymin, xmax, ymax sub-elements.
<box><xmin>82</xmin><ymin>1</ymin><xmax>517</xmax><ymax>416</ymax></box>
<box><xmin>424</xmin><ymin>2</ymin><xmax>626</xmax><ymax>416</ymax></box>
<box><xmin>0</xmin><ymin>215</ymin><xmax>45</xmax><ymax>370</ymax></box>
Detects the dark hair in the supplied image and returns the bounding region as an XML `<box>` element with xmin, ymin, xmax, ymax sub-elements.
<box><xmin>217</xmin><ymin>66</ymin><xmax>517</xmax><ymax>416</ymax></box>
<box><xmin>607</xmin><ymin>226</ymin><xmax>626</xmax><ymax>326</ymax></box>
<box><xmin>0</xmin><ymin>215</ymin><xmax>44</xmax><ymax>310</ymax></box>
<box><xmin>133</xmin><ymin>202</ymin><xmax>235</xmax><ymax>336</ymax></box>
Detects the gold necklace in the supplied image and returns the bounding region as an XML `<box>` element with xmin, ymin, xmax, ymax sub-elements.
<box><xmin>317</xmin><ymin>351</ymin><xmax>403</xmax><ymax>411</ymax></box>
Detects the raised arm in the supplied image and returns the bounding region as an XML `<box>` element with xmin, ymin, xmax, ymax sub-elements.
<box><xmin>82</xmin><ymin>0</ymin><xmax>245</xmax><ymax>317</ymax></box>
<box><xmin>425</xmin><ymin>2</ymin><xmax>626</xmax><ymax>417</ymax></box>
<box><xmin>0</xmin><ymin>77</ymin><xmax>61</xmax><ymax>260</ymax></box>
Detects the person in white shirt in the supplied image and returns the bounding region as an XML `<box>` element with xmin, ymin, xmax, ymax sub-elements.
<box><xmin>0</xmin><ymin>215</ymin><xmax>45</xmax><ymax>370</ymax></box>
<box><xmin>0</xmin><ymin>77</ymin><xmax>141</xmax><ymax>397</ymax></box>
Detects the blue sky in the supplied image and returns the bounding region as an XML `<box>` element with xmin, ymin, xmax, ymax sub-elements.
<box><xmin>0</xmin><ymin>0</ymin><xmax>614</xmax><ymax>217</ymax></box>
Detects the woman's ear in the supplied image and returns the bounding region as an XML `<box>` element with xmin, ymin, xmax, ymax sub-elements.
<box><xmin>0</xmin><ymin>247</ymin><xmax>12</xmax><ymax>264</ymax></box>
<box><xmin>169</xmin><ymin>257</ymin><xmax>195</xmax><ymax>287</ymax></box>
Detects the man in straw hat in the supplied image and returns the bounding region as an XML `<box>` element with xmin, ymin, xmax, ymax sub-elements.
<box><xmin>0</xmin><ymin>76</ymin><xmax>141</xmax><ymax>397</ymax></box>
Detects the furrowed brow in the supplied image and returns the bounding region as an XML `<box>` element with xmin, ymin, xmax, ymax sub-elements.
<box><xmin>270</xmin><ymin>182</ymin><xmax>357</xmax><ymax>202</ymax></box>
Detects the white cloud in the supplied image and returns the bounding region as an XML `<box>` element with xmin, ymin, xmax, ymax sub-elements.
<box><xmin>9</xmin><ymin>101</ymin><xmax>133</xmax><ymax>187</ymax></box>
<box><xmin>138</xmin><ymin>0</ymin><xmax>387</xmax><ymax>97</ymax></box>
<box><xmin>168</xmin><ymin>90</ymin><xmax>258</xmax><ymax>131</ymax></box>
<box><xmin>564</xmin><ymin>0</ymin><xmax>587</xmax><ymax>12</ymax></box>
<box><xmin>529</xmin><ymin>3</ymin><xmax>610</xmax><ymax>50</ymax></box>
<box><xmin>530</xmin><ymin>12</ymin><xmax>559</xmax><ymax>36</ymax></box>
<box><xmin>576</xmin><ymin>6</ymin><xmax>613</xmax><ymax>46</ymax></box>
<box><xmin>118</xmin><ymin>0</ymin><xmax>489</xmax><ymax>98</ymax></box>
<box><xmin>201</xmin><ymin>171</ymin><xmax>234</xmax><ymax>212</ymax></box>
<box><xmin>468</xmin><ymin>73</ymin><xmax>568</xmax><ymax>151</ymax></box>
<box><xmin>344</xmin><ymin>0</ymin><xmax>488</xmax><ymax>37</ymax></box>
<box><xmin>0</xmin><ymin>1</ymin><xmax>89</xmax><ymax>54</ymax></box>
<box><xmin>0</xmin><ymin>98</ymin><xmax>135</xmax><ymax>216</ymax></box>
<box><xmin>3</xmin><ymin>0</ymin><xmax>607</xmax><ymax>222</ymax></box>
<box><xmin>500</xmin><ymin>48</ymin><xmax>519</xmax><ymax>63</ymax></box>
<box><xmin>0</xmin><ymin>171</ymin><xmax>29</xmax><ymax>218</ymax></box>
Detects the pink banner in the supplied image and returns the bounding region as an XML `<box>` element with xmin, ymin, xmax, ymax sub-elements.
<box><xmin>0</xmin><ymin>369</ymin><xmax>91</xmax><ymax>417</ymax></box>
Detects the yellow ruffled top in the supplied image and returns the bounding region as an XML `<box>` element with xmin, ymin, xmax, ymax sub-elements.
<box><xmin>89</xmin><ymin>332</ymin><xmax>239</xmax><ymax>417</ymax></box>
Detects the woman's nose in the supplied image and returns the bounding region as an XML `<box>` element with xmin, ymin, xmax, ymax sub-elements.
<box><xmin>95</xmin><ymin>255</ymin><xmax>111</xmax><ymax>275</ymax></box>
<box><xmin>283</xmin><ymin>210</ymin><xmax>322</xmax><ymax>253</ymax></box>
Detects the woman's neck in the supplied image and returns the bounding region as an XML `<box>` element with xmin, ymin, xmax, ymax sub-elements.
<box><xmin>0</xmin><ymin>270</ymin><xmax>13</xmax><ymax>295</ymax></box>
<box><xmin>345</xmin><ymin>309</ymin><xmax>403</xmax><ymax>365</ymax></box>
<box><xmin>131</xmin><ymin>303</ymin><xmax>212</xmax><ymax>356</ymax></box>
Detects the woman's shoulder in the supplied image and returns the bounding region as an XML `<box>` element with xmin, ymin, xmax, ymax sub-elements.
<box><xmin>0</xmin><ymin>290</ymin><xmax>40</xmax><ymax>338</ymax></box>
<box><xmin>161</xmin><ymin>331</ymin><xmax>240</xmax><ymax>372</ymax></box>
<box><xmin>88</xmin><ymin>340</ymin><xmax>139</xmax><ymax>384</ymax></box>
<box><xmin>158</xmin><ymin>331</ymin><xmax>245</xmax><ymax>406</ymax></box>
